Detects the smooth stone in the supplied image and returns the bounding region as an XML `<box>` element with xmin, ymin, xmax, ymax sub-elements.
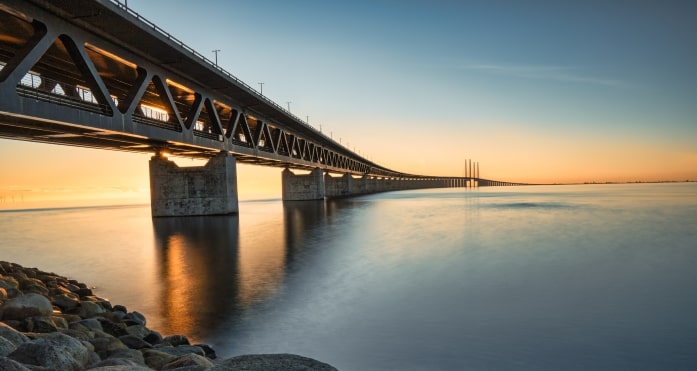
<box><xmin>0</xmin><ymin>356</ymin><xmax>31</xmax><ymax>371</ymax></box>
<box><xmin>80</xmin><ymin>301</ymin><xmax>107</xmax><ymax>318</ymax></box>
<box><xmin>124</xmin><ymin>324</ymin><xmax>150</xmax><ymax>339</ymax></box>
<box><xmin>118</xmin><ymin>335</ymin><xmax>152</xmax><ymax>350</ymax></box>
<box><xmin>99</xmin><ymin>318</ymin><xmax>128</xmax><ymax>337</ymax></box>
<box><xmin>24</xmin><ymin>316</ymin><xmax>58</xmax><ymax>333</ymax></box>
<box><xmin>86</xmin><ymin>365</ymin><xmax>152</xmax><ymax>371</ymax></box>
<box><xmin>18</xmin><ymin>278</ymin><xmax>49</xmax><ymax>296</ymax></box>
<box><xmin>8</xmin><ymin>332</ymin><xmax>91</xmax><ymax>371</ymax></box>
<box><xmin>209</xmin><ymin>354</ymin><xmax>338</xmax><ymax>371</ymax></box>
<box><xmin>0</xmin><ymin>293</ymin><xmax>53</xmax><ymax>320</ymax></box>
<box><xmin>194</xmin><ymin>343</ymin><xmax>216</xmax><ymax>359</ymax></box>
<box><xmin>141</xmin><ymin>348</ymin><xmax>179</xmax><ymax>370</ymax></box>
<box><xmin>0</xmin><ymin>276</ymin><xmax>19</xmax><ymax>290</ymax></box>
<box><xmin>106</xmin><ymin>348</ymin><xmax>146</xmax><ymax>365</ymax></box>
<box><xmin>162</xmin><ymin>334</ymin><xmax>190</xmax><ymax>346</ymax></box>
<box><xmin>0</xmin><ymin>323</ymin><xmax>30</xmax><ymax>346</ymax></box>
<box><xmin>0</xmin><ymin>336</ymin><xmax>17</xmax><ymax>356</ymax></box>
<box><xmin>161</xmin><ymin>353</ymin><xmax>215</xmax><ymax>370</ymax></box>
<box><xmin>123</xmin><ymin>312</ymin><xmax>146</xmax><ymax>326</ymax></box>
<box><xmin>113</xmin><ymin>305</ymin><xmax>128</xmax><ymax>314</ymax></box>
<box><xmin>52</xmin><ymin>293</ymin><xmax>80</xmax><ymax>310</ymax></box>
<box><xmin>74</xmin><ymin>318</ymin><xmax>103</xmax><ymax>332</ymax></box>
<box><xmin>89</xmin><ymin>334</ymin><xmax>128</xmax><ymax>358</ymax></box>
<box><xmin>0</xmin><ymin>288</ymin><xmax>7</xmax><ymax>300</ymax></box>
<box><xmin>152</xmin><ymin>345</ymin><xmax>205</xmax><ymax>357</ymax></box>
<box><xmin>143</xmin><ymin>330</ymin><xmax>163</xmax><ymax>345</ymax></box>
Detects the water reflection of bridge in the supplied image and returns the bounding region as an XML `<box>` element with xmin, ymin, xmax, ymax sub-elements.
<box><xmin>0</xmin><ymin>0</ymin><xmax>526</xmax><ymax>216</ymax></box>
<box><xmin>151</xmin><ymin>200</ymin><xmax>332</xmax><ymax>341</ymax></box>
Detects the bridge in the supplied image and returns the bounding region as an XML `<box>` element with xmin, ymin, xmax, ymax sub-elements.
<box><xmin>0</xmin><ymin>0</ymin><xmax>525</xmax><ymax>216</ymax></box>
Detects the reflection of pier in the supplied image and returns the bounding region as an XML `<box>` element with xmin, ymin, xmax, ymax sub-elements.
<box><xmin>152</xmin><ymin>215</ymin><xmax>243</xmax><ymax>340</ymax></box>
<box><xmin>150</xmin><ymin>200</ymin><xmax>335</xmax><ymax>341</ymax></box>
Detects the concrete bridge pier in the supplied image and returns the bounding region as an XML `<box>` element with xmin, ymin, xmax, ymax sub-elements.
<box><xmin>325</xmin><ymin>173</ymin><xmax>353</xmax><ymax>197</ymax></box>
<box><xmin>149</xmin><ymin>152</ymin><xmax>239</xmax><ymax>217</ymax></box>
<box><xmin>282</xmin><ymin>168</ymin><xmax>326</xmax><ymax>201</ymax></box>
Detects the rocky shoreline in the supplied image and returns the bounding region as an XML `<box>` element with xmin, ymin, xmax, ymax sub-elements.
<box><xmin>0</xmin><ymin>261</ymin><xmax>337</xmax><ymax>370</ymax></box>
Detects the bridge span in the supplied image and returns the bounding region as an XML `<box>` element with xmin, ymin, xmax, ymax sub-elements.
<box><xmin>0</xmin><ymin>0</ymin><xmax>526</xmax><ymax>216</ymax></box>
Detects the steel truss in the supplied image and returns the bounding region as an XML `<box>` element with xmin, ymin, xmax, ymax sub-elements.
<box><xmin>0</xmin><ymin>0</ymin><xmax>421</xmax><ymax>178</ymax></box>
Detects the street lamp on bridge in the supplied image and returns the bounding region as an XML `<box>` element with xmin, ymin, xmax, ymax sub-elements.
<box><xmin>212</xmin><ymin>49</ymin><xmax>220</xmax><ymax>66</ymax></box>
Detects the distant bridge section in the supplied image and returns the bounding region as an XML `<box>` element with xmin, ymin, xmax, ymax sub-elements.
<box><xmin>0</xmin><ymin>0</ymin><xmax>526</xmax><ymax>216</ymax></box>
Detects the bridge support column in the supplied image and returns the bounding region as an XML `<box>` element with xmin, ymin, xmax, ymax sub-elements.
<box><xmin>282</xmin><ymin>168</ymin><xmax>325</xmax><ymax>201</ymax></box>
<box><xmin>325</xmin><ymin>173</ymin><xmax>353</xmax><ymax>197</ymax></box>
<box><xmin>149</xmin><ymin>152</ymin><xmax>238</xmax><ymax>217</ymax></box>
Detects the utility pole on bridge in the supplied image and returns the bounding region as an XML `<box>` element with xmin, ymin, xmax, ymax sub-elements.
<box><xmin>212</xmin><ymin>49</ymin><xmax>220</xmax><ymax>66</ymax></box>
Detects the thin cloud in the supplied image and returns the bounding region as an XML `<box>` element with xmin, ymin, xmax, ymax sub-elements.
<box><xmin>462</xmin><ymin>63</ymin><xmax>626</xmax><ymax>87</ymax></box>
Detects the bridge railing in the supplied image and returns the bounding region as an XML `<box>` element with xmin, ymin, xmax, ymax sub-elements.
<box><xmin>15</xmin><ymin>72</ymin><xmax>113</xmax><ymax>115</ymax></box>
<box><xmin>107</xmin><ymin>1</ymin><xmax>337</xmax><ymax>144</ymax></box>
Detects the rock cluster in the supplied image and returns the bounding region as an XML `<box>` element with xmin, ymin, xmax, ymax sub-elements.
<box><xmin>0</xmin><ymin>261</ymin><xmax>337</xmax><ymax>371</ymax></box>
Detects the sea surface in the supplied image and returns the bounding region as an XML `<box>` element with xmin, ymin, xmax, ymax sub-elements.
<box><xmin>1</xmin><ymin>183</ymin><xmax>696</xmax><ymax>370</ymax></box>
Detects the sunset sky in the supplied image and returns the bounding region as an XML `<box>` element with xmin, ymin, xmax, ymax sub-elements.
<box><xmin>1</xmin><ymin>0</ymin><xmax>696</xmax><ymax>207</ymax></box>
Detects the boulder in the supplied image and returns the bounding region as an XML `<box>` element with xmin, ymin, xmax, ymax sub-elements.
<box><xmin>89</xmin><ymin>361</ymin><xmax>152</xmax><ymax>371</ymax></box>
<box><xmin>123</xmin><ymin>311</ymin><xmax>146</xmax><ymax>326</ymax></box>
<box><xmin>118</xmin><ymin>335</ymin><xmax>152</xmax><ymax>350</ymax></box>
<box><xmin>23</xmin><ymin>316</ymin><xmax>58</xmax><ymax>333</ymax></box>
<box><xmin>18</xmin><ymin>278</ymin><xmax>49</xmax><ymax>296</ymax></box>
<box><xmin>125</xmin><ymin>324</ymin><xmax>150</xmax><ymax>339</ymax></box>
<box><xmin>8</xmin><ymin>332</ymin><xmax>91</xmax><ymax>371</ymax></box>
<box><xmin>53</xmin><ymin>293</ymin><xmax>80</xmax><ymax>311</ymax></box>
<box><xmin>162</xmin><ymin>334</ymin><xmax>190</xmax><ymax>346</ymax></box>
<box><xmin>0</xmin><ymin>323</ymin><xmax>30</xmax><ymax>346</ymax></box>
<box><xmin>80</xmin><ymin>300</ymin><xmax>107</xmax><ymax>318</ymax></box>
<box><xmin>209</xmin><ymin>354</ymin><xmax>338</xmax><ymax>371</ymax></box>
<box><xmin>152</xmin><ymin>344</ymin><xmax>205</xmax><ymax>357</ymax></box>
<box><xmin>89</xmin><ymin>334</ymin><xmax>128</xmax><ymax>358</ymax></box>
<box><xmin>141</xmin><ymin>348</ymin><xmax>179</xmax><ymax>370</ymax></box>
<box><xmin>143</xmin><ymin>330</ymin><xmax>163</xmax><ymax>345</ymax></box>
<box><xmin>161</xmin><ymin>353</ymin><xmax>215</xmax><ymax>370</ymax></box>
<box><xmin>0</xmin><ymin>356</ymin><xmax>30</xmax><ymax>371</ymax></box>
<box><xmin>0</xmin><ymin>276</ymin><xmax>19</xmax><ymax>290</ymax></box>
<box><xmin>105</xmin><ymin>348</ymin><xmax>146</xmax><ymax>365</ymax></box>
<box><xmin>0</xmin><ymin>336</ymin><xmax>17</xmax><ymax>357</ymax></box>
<box><xmin>0</xmin><ymin>293</ymin><xmax>53</xmax><ymax>320</ymax></box>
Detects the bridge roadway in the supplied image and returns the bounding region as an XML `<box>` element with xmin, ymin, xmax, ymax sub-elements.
<box><xmin>0</xmin><ymin>0</ymin><xmax>525</xmax><ymax>216</ymax></box>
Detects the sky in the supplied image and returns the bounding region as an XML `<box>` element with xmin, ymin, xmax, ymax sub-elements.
<box><xmin>1</xmin><ymin>0</ymin><xmax>696</xmax><ymax>207</ymax></box>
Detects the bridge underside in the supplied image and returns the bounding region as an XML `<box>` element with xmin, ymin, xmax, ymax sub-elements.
<box><xmin>0</xmin><ymin>0</ymin><xmax>526</xmax><ymax>216</ymax></box>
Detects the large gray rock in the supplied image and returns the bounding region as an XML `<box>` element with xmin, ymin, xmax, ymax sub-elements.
<box><xmin>0</xmin><ymin>336</ymin><xmax>17</xmax><ymax>356</ymax></box>
<box><xmin>8</xmin><ymin>332</ymin><xmax>91</xmax><ymax>371</ymax></box>
<box><xmin>80</xmin><ymin>300</ymin><xmax>107</xmax><ymax>318</ymax></box>
<box><xmin>0</xmin><ymin>356</ymin><xmax>30</xmax><ymax>371</ymax></box>
<box><xmin>161</xmin><ymin>353</ymin><xmax>215</xmax><ymax>370</ymax></box>
<box><xmin>152</xmin><ymin>344</ymin><xmax>205</xmax><ymax>357</ymax></box>
<box><xmin>0</xmin><ymin>322</ymin><xmax>29</xmax><ymax>346</ymax></box>
<box><xmin>0</xmin><ymin>276</ymin><xmax>19</xmax><ymax>290</ymax></box>
<box><xmin>89</xmin><ymin>333</ymin><xmax>128</xmax><ymax>358</ymax></box>
<box><xmin>0</xmin><ymin>293</ymin><xmax>53</xmax><ymax>320</ymax></box>
<box><xmin>53</xmin><ymin>293</ymin><xmax>80</xmax><ymax>310</ymax></box>
<box><xmin>118</xmin><ymin>334</ymin><xmax>152</xmax><ymax>350</ymax></box>
<box><xmin>209</xmin><ymin>354</ymin><xmax>338</xmax><ymax>371</ymax></box>
<box><xmin>141</xmin><ymin>348</ymin><xmax>179</xmax><ymax>370</ymax></box>
<box><xmin>86</xmin><ymin>365</ymin><xmax>152</xmax><ymax>371</ymax></box>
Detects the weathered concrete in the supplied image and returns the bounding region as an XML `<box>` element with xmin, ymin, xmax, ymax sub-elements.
<box><xmin>282</xmin><ymin>168</ymin><xmax>325</xmax><ymax>201</ymax></box>
<box><xmin>325</xmin><ymin>173</ymin><xmax>353</xmax><ymax>197</ymax></box>
<box><xmin>149</xmin><ymin>152</ymin><xmax>238</xmax><ymax>216</ymax></box>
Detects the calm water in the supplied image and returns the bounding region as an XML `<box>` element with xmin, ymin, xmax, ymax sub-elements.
<box><xmin>1</xmin><ymin>183</ymin><xmax>696</xmax><ymax>370</ymax></box>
